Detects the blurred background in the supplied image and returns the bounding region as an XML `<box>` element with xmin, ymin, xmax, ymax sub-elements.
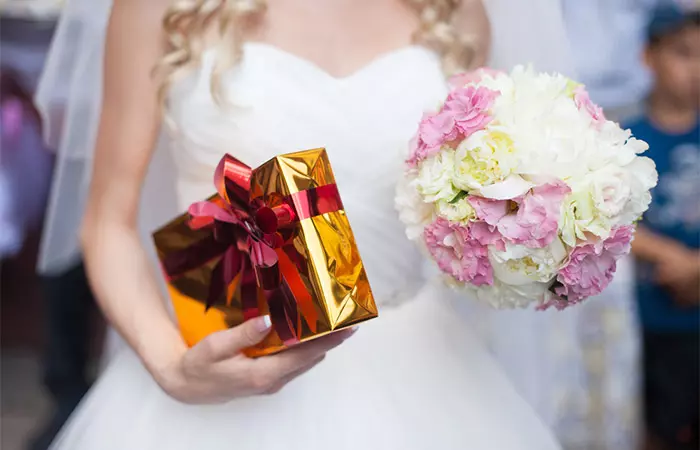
<box><xmin>1</xmin><ymin>2</ymin><xmax>105</xmax><ymax>449</ymax></box>
<box><xmin>0</xmin><ymin>1</ymin><xmax>698</xmax><ymax>450</ymax></box>
<box><xmin>1</xmin><ymin>4</ymin><xmax>60</xmax><ymax>450</ymax></box>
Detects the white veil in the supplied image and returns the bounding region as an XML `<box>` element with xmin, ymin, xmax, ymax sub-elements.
<box><xmin>35</xmin><ymin>0</ymin><xmax>575</xmax><ymax>276</ymax></box>
<box><xmin>36</xmin><ymin>0</ymin><xmax>178</xmax><ymax>276</ymax></box>
<box><xmin>35</xmin><ymin>0</ymin><xmax>110</xmax><ymax>274</ymax></box>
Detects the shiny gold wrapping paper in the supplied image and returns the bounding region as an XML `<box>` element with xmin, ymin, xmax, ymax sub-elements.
<box><xmin>153</xmin><ymin>148</ymin><xmax>378</xmax><ymax>357</ymax></box>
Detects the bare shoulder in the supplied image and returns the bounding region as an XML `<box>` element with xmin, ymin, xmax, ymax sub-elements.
<box><xmin>104</xmin><ymin>0</ymin><xmax>176</xmax><ymax>90</ymax></box>
<box><xmin>109</xmin><ymin>0</ymin><xmax>173</xmax><ymax>54</ymax></box>
<box><xmin>111</xmin><ymin>0</ymin><xmax>172</xmax><ymax>20</ymax></box>
<box><xmin>88</xmin><ymin>0</ymin><xmax>174</xmax><ymax>218</ymax></box>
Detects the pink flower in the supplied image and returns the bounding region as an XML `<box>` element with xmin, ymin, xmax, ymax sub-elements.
<box><xmin>469</xmin><ymin>180</ymin><xmax>571</xmax><ymax>248</ymax></box>
<box><xmin>468</xmin><ymin>196</ymin><xmax>510</xmax><ymax>224</ymax></box>
<box><xmin>469</xmin><ymin>221</ymin><xmax>506</xmax><ymax>252</ymax></box>
<box><xmin>407</xmin><ymin>86</ymin><xmax>498</xmax><ymax>167</ymax></box>
<box><xmin>535</xmin><ymin>295</ymin><xmax>567</xmax><ymax>311</ymax></box>
<box><xmin>574</xmin><ymin>86</ymin><xmax>606</xmax><ymax>127</ymax></box>
<box><xmin>448</xmin><ymin>68</ymin><xmax>504</xmax><ymax>89</ymax></box>
<box><xmin>407</xmin><ymin>111</ymin><xmax>459</xmax><ymax>166</ymax></box>
<box><xmin>444</xmin><ymin>86</ymin><xmax>498</xmax><ymax>137</ymax></box>
<box><xmin>424</xmin><ymin>218</ymin><xmax>494</xmax><ymax>286</ymax></box>
<box><xmin>554</xmin><ymin>226</ymin><xmax>634</xmax><ymax>304</ymax></box>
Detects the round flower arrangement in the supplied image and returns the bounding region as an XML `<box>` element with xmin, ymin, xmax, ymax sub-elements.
<box><xmin>396</xmin><ymin>67</ymin><xmax>657</xmax><ymax>309</ymax></box>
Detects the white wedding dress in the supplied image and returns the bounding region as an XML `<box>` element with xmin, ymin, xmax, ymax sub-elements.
<box><xmin>51</xmin><ymin>43</ymin><xmax>561</xmax><ymax>450</ymax></box>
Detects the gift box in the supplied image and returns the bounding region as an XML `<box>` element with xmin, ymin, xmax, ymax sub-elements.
<box><xmin>153</xmin><ymin>148</ymin><xmax>378</xmax><ymax>357</ymax></box>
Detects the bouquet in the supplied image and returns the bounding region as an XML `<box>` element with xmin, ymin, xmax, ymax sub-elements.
<box><xmin>396</xmin><ymin>67</ymin><xmax>658</xmax><ymax>310</ymax></box>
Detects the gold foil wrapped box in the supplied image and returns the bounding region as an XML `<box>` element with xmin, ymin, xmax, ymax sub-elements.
<box><xmin>153</xmin><ymin>149</ymin><xmax>377</xmax><ymax>357</ymax></box>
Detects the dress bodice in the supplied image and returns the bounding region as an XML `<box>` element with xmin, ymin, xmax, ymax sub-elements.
<box><xmin>167</xmin><ymin>43</ymin><xmax>448</xmax><ymax>305</ymax></box>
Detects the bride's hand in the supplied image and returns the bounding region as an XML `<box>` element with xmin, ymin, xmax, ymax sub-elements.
<box><xmin>156</xmin><ymin>316</ymin><xmax>355</xmax><ymax>404</ymax></box>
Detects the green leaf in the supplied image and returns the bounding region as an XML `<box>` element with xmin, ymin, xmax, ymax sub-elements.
<box><xmin>449</xmin><ymin>191</ymin><xmax>469</xmax><ymax>204</ymax></box>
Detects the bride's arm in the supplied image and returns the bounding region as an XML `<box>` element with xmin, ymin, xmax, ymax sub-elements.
<box><xmin>82</xmin><ymin>0</ymin><xmax>352</xmax><ymax>404</ymax></box>
<box><xmin>80</xmin><ymin>0</ymin><xmax>181</xmax><ymax>390</ymax></box>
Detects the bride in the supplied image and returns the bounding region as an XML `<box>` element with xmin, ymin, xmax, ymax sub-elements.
<box><xmin>39</xmin><ymin>0</ymin><xmax>574</xmax><ymax>448</ymax></box>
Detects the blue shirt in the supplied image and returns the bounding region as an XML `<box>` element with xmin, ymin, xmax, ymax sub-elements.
<box><xmin>625</xmin><ymin>116</ymin><xmax>700</xmax><ymax>332</ymax></box>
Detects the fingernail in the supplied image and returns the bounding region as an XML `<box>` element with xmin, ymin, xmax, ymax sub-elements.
<box><xmin>256</xmin><ymin>315</ymin><xmax>272</xmax><ymax>332</ymax></box>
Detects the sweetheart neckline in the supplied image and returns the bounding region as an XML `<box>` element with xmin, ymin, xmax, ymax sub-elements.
<box><xmin>201</xmin><ymin>42</ymin><xmax>434</xmax><ymax>83</ymax></box>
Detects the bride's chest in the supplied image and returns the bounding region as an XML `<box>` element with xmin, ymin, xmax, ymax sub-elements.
<box><xmin>167</xmin><ymin>44</ymin><xmax>448</xmax><ymax>177</ymax></box>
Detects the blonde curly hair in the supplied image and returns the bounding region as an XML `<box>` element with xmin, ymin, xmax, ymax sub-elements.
<box><xmin>156</xmin><ymin>0</ymin><xmax>477</xmax><ymax>107</ymax></box>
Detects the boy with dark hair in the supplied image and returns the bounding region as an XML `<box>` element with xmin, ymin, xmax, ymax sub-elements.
<box><xmin>628</xmin><ymin>5</ymin><xmax>700</xmax><ymax>450</ymax></box>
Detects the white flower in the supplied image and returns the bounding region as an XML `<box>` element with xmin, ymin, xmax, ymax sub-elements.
<box><xmin>436</xmin><ymin>195</ymin><xmax>476</xmax><ymax>223</ymax></box>
<box><xmin>568</xmin><ymin>157</ymin><xmax>657</xmax><ymax>228</ymax></box>
<box><xmin>560</xmin><ymin>188</ymin><xmax>613</xmax><ymax>247</ymax></box>
<box><xmin>474</xmin><ymin>72</ymin><xmax>515</xmax><ymax>101</ymax></box>
<box><xmin>452</xmin><ymin>130</ymin><xmax>518</xmax><ymax>191</ymax></box>
<box><xmin>588</xmin><ymin>165</ymin><xmax>633</xmax><ymax>218</ymax></box>
<box><xmin>413</xmin><ymin>150</ymin><xmax>458</xmax><ymax>203</ymax></box>
<box><xmin>487</xmin><ymin>70</ymin><xmax>597</xmax><ymax>181</ymax></box>
<box><xmin>489</xmin><ymin>239</ymin><xmax>568</xmax><ymax>286</ymax></box>
<box><xmin>626</xmin><ymin>137</ymin><xmax>651</xmax><ymax>154</ymax></box>
<box><xmin>617</xmin><ymin>156</ymin><xmax>657</xmax><ymax>224</ymax></box>
<box><xmin>561</xmin><ymin>154</ymin><xmax>657</xmax><ymax>247</ymax></box>
<box><xmin>395</xmin><ymin>173</ymin><xmax>434</xmax><ymax>241</ymax></box>
<box><xmin>467</xmin><ymin>278</ymin><xmax>551</xmax><ymax>309</ymax></box>
<box><xmin>477</xmin><ymin>175</ymin><xmax>533</xmax><ymax>200</ymax></box>
<box><xmin>592</xmin><ymin>123</ymin><xmax>650</xmax><ymax>169</ymax></box>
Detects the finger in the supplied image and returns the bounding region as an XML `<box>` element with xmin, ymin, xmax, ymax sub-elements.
<box><xmin>191</xmin><ymin>316</ymin><xmax>273</xmax><ymax>362</ymax></box>
<box><xmin>263</xmin><ymin>355</ymin><xmax>326</xmax><ymax>395</ymax></box>
<box><xmin>253</xmin><ymin>327</ymin><xmax>356</xmax><ymax>379</ymax></box>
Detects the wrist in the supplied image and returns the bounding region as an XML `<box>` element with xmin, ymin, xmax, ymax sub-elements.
<box><xmin>137</xmin><ymin>325</ymin><xmax>188</xmax><ymax>391</ymax></box>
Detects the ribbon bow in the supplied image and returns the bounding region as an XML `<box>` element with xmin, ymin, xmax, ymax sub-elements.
<box><xmin>163</xmin><ymin>154</ymin><xmax>343</xmax><ymax>345</ymax></box>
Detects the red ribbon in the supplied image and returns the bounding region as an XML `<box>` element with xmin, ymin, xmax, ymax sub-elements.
<box><xmin>162</xmin><ymin>154</ymin><xmax>343</xmax><ymax>346</ymax></box>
